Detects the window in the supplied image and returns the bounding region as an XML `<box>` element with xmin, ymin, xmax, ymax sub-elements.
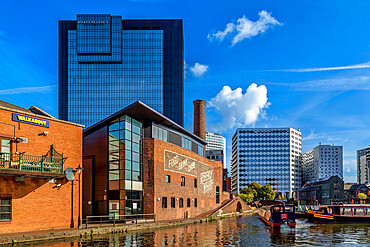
<box><xmin>216</xmin><ymin>186</ymin><xmax>220</xmax><ymax>204</ymax></box>
<box><xmin>162</xmin><ymin>197</ymin><xmax>167</xmax><ymax>208</ymax></box>
<box><xmin>194</xmin><ymin>198</ymin><xmax>198</xmax><ymax>208</ymax></box>
<box><xmin>198</xmin><ymin>145</ymin><xmax>204</xmax><ymax>156</ymax></box>
<box><xmin>1</xmin><ymin>138</ymin><xmax>11</xmax><ymax>154</ymax></box>
<box><xmin>0</xmin><ymin>198</ymin><xmax>11</xmax><ymax>221</ymax></box>
<box><xmin>341</xmin><ymin>207</ymin><xmax>352</xmax><ymax>216</ymax></box>
<box><xmin>181</xmin><ymin>176</ymin><xmax>185</xmax><ymax>186</ymax></box>
<box><xmin>179</xmin><ymin>198</ymin><xmax>184</xmax><ymax>208</ymax></box>
<box><xmin>182</xmin><ymin>138</ymin><xmax>192</xmax><ymax>151</ymax></box>
<box><xmin>166</xmin><ymin>175</ymin><xmax>171</xmax><ymax>183</ymax></box>
<box><xmin>187</xmin><ymin>198</ymin><xmax>191</xmax><ymax>207</ymax></box>
<box><xmin>353</xmin><ymin>208</ymin><xmax>364</xmax><ymax>216</ymax></box>
<box><xmin>194</xmin><ymin>179</ymin><xmax>197</xmax><ymax>188</ymax></box>
<box><xmin>171</xmin><ymin>197</ymin><xmax>176</xmax><ymax>208</ymax></box>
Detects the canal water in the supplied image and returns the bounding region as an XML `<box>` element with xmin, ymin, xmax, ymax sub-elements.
<box><xmin>25</xmin><ymin>215</ymin><xmax>370</xmax><ymax>246</ymax></box>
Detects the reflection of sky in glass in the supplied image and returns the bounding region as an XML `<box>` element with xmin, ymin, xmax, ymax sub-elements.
<box><xmin>233</xmin><ymin>129</ymin><xmax>300</xmax><ymax>194</ymax></box>
<box><xmin>68</xmin><ymin>16</ymin><xmax>163</xmax><ymax>127</ymax></box>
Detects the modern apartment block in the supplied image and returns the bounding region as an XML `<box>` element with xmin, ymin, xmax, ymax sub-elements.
<box><xmin>205</xmin><ymin>132</ymin><xmax>226</xmax><ymax>167</ymax></box>
<box><xmin>357</xmin><ymin>147</ymin><xmax>370</xmax><ymax>184</ymax></box>
<box><xmin>302</xmin><ymin>145</ymin><xmax>343</xmax><ymax>184</ymax></box>
<box><xmin>59</xmin><ymin>14</ymin><xmax>184</xmax><ymax>128</ymax></box>
<box><xmin>231</xmin><ymin>128</ymin><xmax>302</xmax><ymax>197</ymax></box>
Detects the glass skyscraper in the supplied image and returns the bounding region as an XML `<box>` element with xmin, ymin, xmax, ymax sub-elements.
<box><xmin>59</xmin><ymin>14</ymin><xmax>184</xmax><ymax>127</ymax></box>
<box><xmin>231</xmin><ymin>128</ymin><xmax>302</xmax><ymax>197</ymax></box>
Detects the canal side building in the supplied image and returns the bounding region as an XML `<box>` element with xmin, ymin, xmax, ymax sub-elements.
<box><xmin>357</xmin><ymin>147</ymin><xmax>370</xmax><ymax>184</ymax></box>
<box><xmin>83</xmin><ymin>101</ymin><xmax>227</xmax><ymax>221</ymax></box>
<box><xmin>302</xmin><ymin>144</ymin><xmax>343</xmax><ymax>184</ymax></box>
<box><xmin>59</xmin><ymin>14</ymin><xmax>184</xmax><ymax>128</ymax></box>
<box><xmin>0</xmin><ymin>100</ymin><xmax>83</xmax><ymax>233</ymax></box>
<box><xmin>295</xmin><ymin>176</ymin><xmax>344</xmax><ymax>205</ymax></box>
<box><xmin>231</xmin><ymin>128</ymin><xmax>302</xmax><ymax>197</ymax></box>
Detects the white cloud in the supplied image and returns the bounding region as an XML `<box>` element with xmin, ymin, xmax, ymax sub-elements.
<box><xmin>208</xmin><ymin>11</ymin><xmax>282</xmax><ymax>45</ymax></box>
<box><xmin>207</xmin><ymin>23</ymin><xmax>235</xmax><ymax>42</ymax></box>
<box><xmin>267</xmin><ymin>76</ymin><xmax>370</xmax><ymax>91</ymax></box>
<box><xmin>274</xmin><ymin>62</ymin><xmax>370</xmax><ymax>72</ymax></box>
<box><xmin>0</xmin><ymin>85</ymin><xmax>56</xmax><ymax>95</ymax></box>
<box><xmin>208</xmin><ymin>84</ymin><xmax>270</xmax><ymax>131</ymax></box>
<box><xmin>189</xmin><ymin>62</ymin><xmax>209</xmax><ymax>77</ymax></box>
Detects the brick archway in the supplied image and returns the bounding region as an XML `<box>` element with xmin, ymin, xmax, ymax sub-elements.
<box><xmin>236</xmin><ymin>201</ymin><xmax>242</xmax><ymax>213</ymax></box>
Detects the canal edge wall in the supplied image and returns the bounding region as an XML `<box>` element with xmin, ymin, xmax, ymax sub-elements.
<box><xmin>0</xmin><ymin>209</ymin><xmax>258</xmax><ymax>246</ymax></box>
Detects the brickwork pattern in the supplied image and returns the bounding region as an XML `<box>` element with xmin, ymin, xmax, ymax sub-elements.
<box><xmin>193</xmin><ymin>100</ymin><xmax>206</xmax><ymax>140</ymax></box>
<box><xmin>143</xmin><ymin>138</ymin><xmax>224</xmax><ymax>221</ymax></box>
<box><xmin>0</xmin><ymin>108</ymin><xmax>83</xmax><ymax>233</ymax></box>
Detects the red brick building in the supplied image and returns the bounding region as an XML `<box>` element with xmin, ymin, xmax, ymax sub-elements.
<box><xmin>0</xmin><ymin>101</ymin><xmax>83</xmax><ymax>233</ymax></box>
<box><xmin>83</xmin><ymin>101</ymin><xmax>227</xmax><ymax>221</ymax></box>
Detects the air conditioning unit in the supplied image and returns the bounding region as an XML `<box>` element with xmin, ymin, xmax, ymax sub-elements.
<box><xmin>18</xmin><ymin>137</ymin><xmax>28</xmax><ymax>143</ymax></box>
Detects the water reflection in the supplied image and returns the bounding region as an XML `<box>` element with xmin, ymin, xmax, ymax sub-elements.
<box><xmin>23</xmin><ymin>216</ymin><xmax>370</xmax><ymax>247</ymax></box>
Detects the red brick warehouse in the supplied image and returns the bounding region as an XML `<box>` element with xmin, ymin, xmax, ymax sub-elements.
<box><xmin>83</xmin><ymin>100</ymin><xmax>229</xmax><ymax>221</ymax></box>
<box><xmin>0</xmin><ymin>100</ymin><xmax>83</xmax><ymax>233</ymax></box>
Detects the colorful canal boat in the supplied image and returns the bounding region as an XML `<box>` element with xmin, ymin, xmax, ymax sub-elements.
<box><xmin>259</xmin><ymin>203</ymin><xmax>296</xmax><ymax>228</ymax></box>
<box><xmin>306</xmin><ymin>204</ymin><xmax>370</xmax><ymax>224</ymax></box>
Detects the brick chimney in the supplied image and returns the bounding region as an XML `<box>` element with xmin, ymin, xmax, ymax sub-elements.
<box><xmin>193</xmin><ymin>100</ymin><xmax>206</xmax><ymax>140</ymax></box>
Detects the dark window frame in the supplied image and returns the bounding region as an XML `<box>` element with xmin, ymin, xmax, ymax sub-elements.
<box><xmin>187</xmin><ymin>198</ymin><xmax>191</xmax><ymax>207</ymax></box>
<box><xmin>179</xmin><ymin>198</ymin><xmax>184</xmax><ymax>208</ymax></box>
<box><xmin>166</xmin><ymin>175</ymin><xmax>171</xmax><ymax>183</ymax></box>
<box><xmin>171</xmin><ymin>197</ymin><xmax>176</xmax><ymax>208</ymax></box>
<box><xmin>162</xmin><ymin>197</ymin><xmax>167</xmax><ymax>209</ymax></box>
<box><xmin>194</xmin><ymin>198</ymin><xmax>198</xmax><ymax>208</ymax></box>
<box><xmin>194</xmin><ymin>178</ymin><xmax>197</xmax><ymax>188</ymax></box>
<box><xmin>181</xmin><ymin>176</ymin><xmax>185</xmax><ymax>186</ymax></box>
<box><xmin>0</xmin><ymin>197</ymin><xmax>11</xmax><ymax>221</ymax></box>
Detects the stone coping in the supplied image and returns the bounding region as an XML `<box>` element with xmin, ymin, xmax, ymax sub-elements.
<box><xmin>0</xmin><ymin>210</ymin><xmax>257</xmax><ymax>245</ymax></box>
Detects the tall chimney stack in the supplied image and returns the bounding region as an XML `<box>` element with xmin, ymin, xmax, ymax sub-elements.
<box><xmin>193</xmin><ymin>100</ymin><xmax>206</xmax><ymax>140</ymax></box>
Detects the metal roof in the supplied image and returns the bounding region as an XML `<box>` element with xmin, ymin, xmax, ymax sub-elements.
<box><xmin>83</xmin><ymin>101</ymin><xmax>207</xmax><ymax>145</ymax></box>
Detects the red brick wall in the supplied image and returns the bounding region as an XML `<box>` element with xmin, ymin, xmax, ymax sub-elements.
<box><xmin>0</xmin><ymin>107</ymin><xmax>83</xmax><ymax>233</ymax></box>
<box><xmin>143</xmin><ymin>138</ymin><xmax>224</xmax><ymax>221</ymax></box>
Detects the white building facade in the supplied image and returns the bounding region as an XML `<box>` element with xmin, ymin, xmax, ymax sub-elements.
<box><xmin>206</xmin><ymin>132</ymin><xmax>226</xmax><ymax>168</ymax></box>
<box><xmin>357</xmin><ymin>148</ymin><xmax>370</xmax><ymax>184</ymax></box>
<box><xmin>302</xmin><ymin>145</ymin><xmax>343</xmax><ymax>184</ymax></box>
<box><xmin>231</xmin><ymin>128</ymin><xmax>302</xmax><ymax>197</ymax></box>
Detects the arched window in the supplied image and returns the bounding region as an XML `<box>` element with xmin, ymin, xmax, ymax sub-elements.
<box><xmin>187</xmin><ymin>198</ymin><xmax>191</xmax><ymax>207</ymax></box>
<box><xmin>216</xmin><ymin>186</ymin><xmax>220</xmax><ymax>204</ymax></box>
<box><xmin>179</xmin><ymin>198</ymin><xmax>183</xmax><ymax>208</ymax></box>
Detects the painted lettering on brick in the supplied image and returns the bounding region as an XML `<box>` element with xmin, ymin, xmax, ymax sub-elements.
<box><xmin>164</xmin><ymin>150</ymin><xmax>197</xmax><ymax>177</ymax></box>
<box><xmin>198</xmin><ymin>162</ymin><xmax>214</xmax><ymax>195</ymax></box>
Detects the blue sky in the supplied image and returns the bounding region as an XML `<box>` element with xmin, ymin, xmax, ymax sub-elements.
<box><xmin>0</xmin><ymin>0</ymin><xmax>369</xmax><ymax>182</ymax></box>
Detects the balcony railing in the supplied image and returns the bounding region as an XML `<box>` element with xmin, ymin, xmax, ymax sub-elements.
<box><xmin>0</xmin><ymin>152</ymin><xmax>64</xmax><ymax>174</ymax></box>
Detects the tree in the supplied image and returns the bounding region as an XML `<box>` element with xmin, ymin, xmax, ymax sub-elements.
<box><xmin>261</xmin><ymin>184</ymin><xmax>275</xmax><ymax>200</ymax></box>
<box><xmin>249</xmin><ymin>182</ymin><xmax>263</xmax><ymax>199</ymax></box>
<box><xmin>239</xmin><ymin>193</ymin><xmax>254</xmax><ymax>203</ymax></box>
<box><xmin>358</xmin><ymin>193</ymin><xmax>367</xmax><ymax>200</ymax></box>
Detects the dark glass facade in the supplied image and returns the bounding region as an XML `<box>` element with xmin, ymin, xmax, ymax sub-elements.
<box><xmin>59</xmin><ymin>14</ymin><xmax>184</xmax><ymax>127</ymax></box>
<box><xmin>108</xmin><ymin>115</ymin><xmax>143</xmax><ymax>216</ymax></box>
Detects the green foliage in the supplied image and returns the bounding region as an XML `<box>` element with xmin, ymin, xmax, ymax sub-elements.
<box><xmin>238</xmin><ymin>193</ymin><xmax>254</xmax><ymax>203</ymax></box>
<box><xmin>358</xmin><ymin>193</ymin><xmax>367</xmax><ymax>200</ymax></box>
<box><xmin>239</xmin><ymin>181</ymin><xmax>275</xmax><ymax>202</ymax></box>
<box><xmin>261</xmin><ymin>184</ymin><xmax>275</xmax><ymax>200</ymax></box>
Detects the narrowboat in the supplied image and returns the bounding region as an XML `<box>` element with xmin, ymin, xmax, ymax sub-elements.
<box><xmin>259</xmin><ymin>203</ymin><xmax>296</xmax><ymax>228</ymax></box>
<box><xmin>306</xmin><ymin>204</ymin><xmax>370</xmax><ymax>224</ymax></box>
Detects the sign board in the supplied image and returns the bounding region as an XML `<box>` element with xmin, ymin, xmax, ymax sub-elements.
<box><xmin>12</xmin><ymin>113</ymin><xmax>49</xmax><ymax>128</ymax></box>
<box><xmin>133</xmin><ymin>202</ymin><xmax>137</xmax><ymax>210</ymax></box>
<box><xmin>164</xmin><ymin>150</ymin><xmax>197</xmax><ymax>177</ymax></box>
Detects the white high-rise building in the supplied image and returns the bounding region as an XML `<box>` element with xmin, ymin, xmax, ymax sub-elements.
<box><xmin>302</xmin><ymin>145</ymin><xmax>343</xmax><ymax>184</ymax></box>
<box><xmin>231</xmin><ymin>128</ymin><xmax>302</xmax><ymax>197</ymax></box>
<box><xmin>206</xmin><ymin>132</ymin><xmax>226</xmax><ymax>168</ymax></box>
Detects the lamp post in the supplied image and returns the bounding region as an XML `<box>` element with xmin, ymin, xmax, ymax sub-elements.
<box><xmin>76</xmin><ymin>164</ymin><xmax>83</xmax><ymax>228</ymax></box>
